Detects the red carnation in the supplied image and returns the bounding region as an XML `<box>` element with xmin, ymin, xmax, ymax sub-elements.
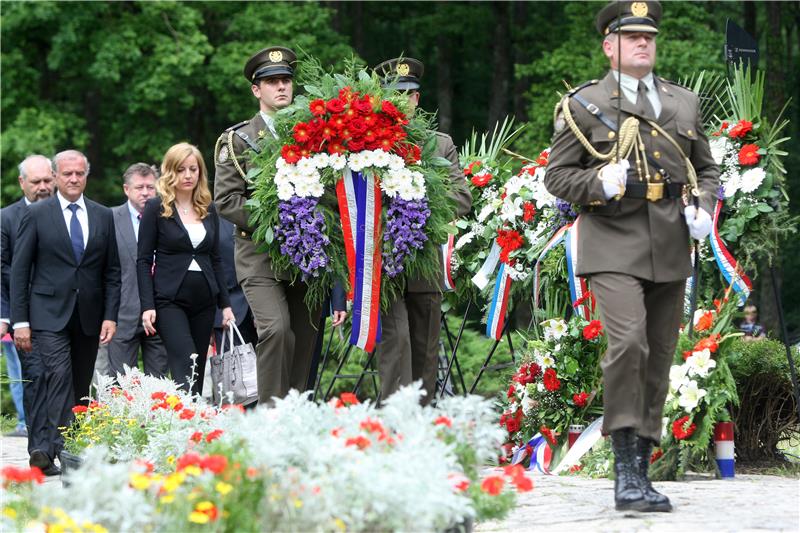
<box><xmin>326</xmin><ymin>98</ymin><xmax>346</xmax><ymax>114</ymax></box>
<box><xmin>671</xmin><ymin>416</ymin><xmax>697</xmax><ymax>440</ymax></box>
<box><xmin>573</xmin><ymin>392</ymin><xmax>589</xmax><ymax>407</ymax></box>
<box><xmin>543</xmin><ymin>368</ymin><xmax>561</xmax><ymax>391</ymax></box>
<box><xmin>728</xmin><ymin>119</ymin><xmax>753</xmax><ymax>139</ymax></box>
<box><xmin>582</xmin><ymin>320</ymin><xmax>603</xmax><ymax>340</ymax></box>
<box><xmin>480</xmin><ymin>475</ymin><xmax>505</xmax><ymax>496</ymax></box>
<box><xmin>496</xmin><ymin>228</ymin><xmax>524</xmax><ymax>263</ymax></box>
<box><xmin>309</xmin><ymin>99</ymin><xmax>327</xmax><ymax>117</ymax></box>
<box><xmin>352</xmin><ymin>95</ymin><xmax>373</xmax><ymax>114</ymax></box>
<box><xmin>281</xmin><ymin>144</ymin><xmax>302</xmax><ymax>164</ymax></box>
<box><xmin>522</xmin><ymin>202</ymin><xmax>536</xmax><ymax>222</ymax></box>
<box><xmin>738</xmin><ymin>143</ymin><xmax>761</xmax><ymax>166</ymax></box>
<box><xmin>381</xmin><ymin>100</ymin><xmax>402</xmax><ymax>120</ymax></box>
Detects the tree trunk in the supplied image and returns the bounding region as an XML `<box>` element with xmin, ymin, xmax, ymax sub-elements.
<box><xmin>436</xmin><ymin>31</ymin><xmax>453</xmax><ymax>134</ymax></box>
<box><xmin>743</xmin><ymin>1</ymin><xmax>757</xmax><ymax>44</ymax></box>
<box><xmin>512</xmin><ymin>1</ymin><xmax>530</xmax><ymax>123</ymax></box>
<box><xmin>486</xmin><ymin>2</ymin><xmax>510</xmax><ymax>131</ymax></box>
<box><xmin>351</xmin><ymin>2</ymin><xmax>365</xmax><ymax>58</ymax></box>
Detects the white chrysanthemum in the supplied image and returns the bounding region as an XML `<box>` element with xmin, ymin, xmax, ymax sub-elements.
<box><xmin>296</xmin><ymin>157</ymin><xmax>316</xmax><ymax>175</ymax></box>
<box><xmin>709</xmin><ymin>137</ymin><xmax>731</xmax><ymax>166</ymax></box>
<box><xmin>312</xmin><ymin>152</ymin><xmax>330</xmax><ymax>169</ymax></box>
<box><xmin>308</xmin><ymin>181</ymin><xmax>325</xmax><ymax>198</ymax></box>
<box><xmin>387</xmin><ymin>154</ymin><xmax>406</xmax><ymax>171</ymax></box>
<box><xmin>722</xmin><ymin>171</ymin><xmax>740</xmax><ymax>198</ymax></box>
<box><xmin>678</xmin><ymin>380</ymin><xmax>707</xmax><ymax>412</ymax></box>
<box><xmin>293</xmin><ymin>179</ymin><xmax>313</xmax><ymax>198</ymax></box>
<box><xmin>687</xmin><ymin>348</ymin><xmax>717</xmax><ymax>378</ymax></box>
<box><xmin>328</xmin><ymin>153</ymin><xmax>347</xmax><ymax>171</ymax></box>
<box><xmin>348</xmin><ymin>152</ymin><xmax>368</xmax><ymax>172</ymax></box>
<box><xmin>739</xmin><ymin>167</ymin><xmax>766</xmax><ymax>194</ymax></box>
<box><xmin>370</xmin><ymin>149</ymin><xmax>391</xmax><ymax>168</ymax></box>
<box><xmin>276</xmin><ymin>182</ymin><xmax>295</xmax><ymax>200</ymax></box>
<box><xmin>275</xmin><ymin>157</ymin><xmax>288</xmax><ymax>170</ymax></box>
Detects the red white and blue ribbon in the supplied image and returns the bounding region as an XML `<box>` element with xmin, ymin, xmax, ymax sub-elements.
<box><xmin>472</xmin><ymin>240</ymin><xmax>502</xmax><ymax>290</ymax></box>
<box><xmin>337</xmin><ymin>169</ymin><xmax>382</xmax><ymax>352</ymax></box>
<box><xmin>486</xmin><ymin>263</ymin><xmax>512</xmax><ymax>340</ymax></box>
<box><xmin>441</xmin><ymin>232</ymin><xmax>456</xmax><ymax>292</ymax></box>
<box><xmin>709</xmin><ymin>199</ymin><xmax>752</xmax><ymax>304</ymax></box>
<box><xmin>532</xmin><ymin>223</ymin><xmax>571</xmax><ymax>310</ymax></box>
<box><xmin>714</xmin><ymin>421</ymin><xmax>735</xmax><ymax>478</ymax></box>
<box><xmin>565</xmin><ymin>217</ymin><xmax>590</xmax><ymax>320</ymax></box>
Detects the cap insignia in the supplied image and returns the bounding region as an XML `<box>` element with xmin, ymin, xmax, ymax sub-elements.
<box><xmin>631</xmin><ymin>2</ymin><xmax>648</xmax><ymax>17</ymax></box>
<box><xmin>396</xmin><ymin>63</ymin><xmax>410</xmax><ymax>76</ymax></box>
<box><xmin>269</xmin><ymin>50</ymin><xmax>283</xmax><ymax>63</ymax></box>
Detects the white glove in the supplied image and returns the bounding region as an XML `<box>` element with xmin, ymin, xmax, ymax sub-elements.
<box><xmin>684</xmin><ymin>205</ymin><xmax>712</xmax><ymax>240</ymax></box>
<box><xmin>598</xmin><ymin>160</ymin><xmax>629</xmax><ymax>200</ymax></box>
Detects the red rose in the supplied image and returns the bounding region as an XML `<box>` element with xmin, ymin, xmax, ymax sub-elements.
<box><xmin>480</xmin><ymin>475</ymin><xmax>505</xmax><ymax>496</ymax></box>
<box><xmin>381</xmin><ymin>100</ymin><xmax>402</xmax><ymax>120</ymax></box>
<box><xmin>326</xmin><ymin>98</ymin><xmax>346</xmax><ymax>114</ymax></box>
<box><xmin>348</xmin><ymin>116</ymin><xmax>368</xmax><ymax>135</ymax></box>
<box><xmin>738</xmin><ymin>143</ymin><xmax>760</xmax><ymax>166</ymax></box>
<box><xmin>671</xmin><ymin>416</ymin><xmax>697</xmax><ymax>440</ymax></box>
<box><xmin>728</xmin><ymin>119</ymin><xmax>753</xmax><ymax>139</ymax></box>
<box><xmin>522</xmin><ymin>202</ymin><xmax>536</xmax><ymax>222</ymax></box>
<box><xmin>573</xmin><ymin>392</ymin><xmax>589</xmax><ymax>407</ymax></box>
<box><xmin>347</xmin><ymin>138</ymin><xmax>366</xmax><ymax>152</ymax></box>
<box><xmin>309</xmin><ymin>99</ymin><xmax>327</xmax><ymax>117</ymax></box>
<box><xmin>542</xmin><ymin>368</ymin><xmax>561</xmax><ymax>391</ymax></box>
<box><xmin>281</xmin><ymin>144</ymin><xmax>302</xmax><ymax>164</ymax></box>
<box><xmin>500</xmin><ymin>409</ymin><xmax>523</xmax><ymax>434</ymax></box>
<box><xmin>352</xmin><ymin>95</ymin><xmax>373</xmax><ymax>114</ymax></box>
<box><xmin>582</xmin><ymin>319</ymin><xmax>603</xmax><ymax>340</ymax></box>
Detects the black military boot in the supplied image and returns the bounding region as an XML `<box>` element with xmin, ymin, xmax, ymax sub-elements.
<box><xmin>611</xmin><ymin>428</ymin><xmax>648</xmax><ymax>512</ymax></box>
<box><xmin>636</xmin><ymin>437</ymin><xmax>673</xmax><ymax>512</ymax></box>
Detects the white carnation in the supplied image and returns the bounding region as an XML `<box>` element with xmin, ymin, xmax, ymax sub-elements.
<box><xmin>739</xmin><ymin>167</ymin><xmax>766</xmax><ymax>194</ymax></box>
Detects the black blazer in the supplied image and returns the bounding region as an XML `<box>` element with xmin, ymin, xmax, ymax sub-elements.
<box><xmin>137</xmin><ymin>197</ymin><xmax>230</xmax><ymax>312</ymax></box>
<box><xmin>1</xmin><ymin>198</ymin><xmax>27</xmax><ymax>320</ymax></box>
<box><xmin>10</xmin><ymin>195</ymin><xmax>121</xmax><ymax>335</ymax></box>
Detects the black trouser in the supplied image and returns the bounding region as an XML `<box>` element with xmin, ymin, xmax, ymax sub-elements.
<box><xmin>32</xmin><ymin>305</ymin><xmax>99</xmax><ymax>460</ymax></box>
<box><xmin>19</xmin><ymin>345</ymin><xmax>50</xmax><ymax>456</ymax></box>
<box><xmin>156</xmin><ymin>271</ymin><xmax>215</xmax><ymax>396</ymax></box>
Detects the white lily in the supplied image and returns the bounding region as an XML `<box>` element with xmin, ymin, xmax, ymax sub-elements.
<box><xmin>678</xmin><ymin>380</ymin><xmax>707</xmax><ymax>412</ymax></box>
<box><xmin>687</xmin><ymin>348</ymin><xmax>717</xmax><ymax>378</ymax></box>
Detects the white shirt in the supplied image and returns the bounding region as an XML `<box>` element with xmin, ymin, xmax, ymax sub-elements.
<box><xmin>612</xmin><ymin>71</ymin><xmax>662</xmax><ymax>118</ymax></box>
<box><xmin>185</xmin><ymin>223</ymin><xmax>206</xmax><ymax>271</ymax></box>
<box><xmin>127</xmin><ymin>201</ymin><xmax>142</xmax><ymax>241</ymax></box>
<box><xmin>260</xmin><ymin>111</ymin><xmax>278</xmax><ymax>139</ymax></box>
<box><xmin>57</xmin><ymin>191</ymin><xmax>89</xmax><ymax>249</ymax></box>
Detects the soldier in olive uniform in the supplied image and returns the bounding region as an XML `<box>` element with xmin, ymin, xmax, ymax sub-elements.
<box><xmin>373</xmin><ymin>58</ymin><xmax>472</xmax><ymax>405</ymax></box>
<box><xmin>213</xmin><ymin>46</ymin><xmax>324</xmax><ymax>404</ymax></box>
<box><xmin>544</xmin><ymin>2</ymin><xmax>719</xmax><ymax>512</ymax></box>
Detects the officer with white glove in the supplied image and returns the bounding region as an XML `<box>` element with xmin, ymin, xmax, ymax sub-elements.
<box><xmin>683</xmin><ymin>205</ymin><xmax>712</xmax><ymax>240</ymax></box>
<box><xmin>599</xmin><ymin>159</ymin><xmax>629</xmax><ymax>200</ymax></box>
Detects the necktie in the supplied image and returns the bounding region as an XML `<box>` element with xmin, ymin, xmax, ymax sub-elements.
<box><xmin>135</xmin><ymin>213</ymin><xmax>142</xmax><ymax>242</ymax></box>
<box><xmin>68</xmin><ymin>203</ymin><xmax>84</xmax><ymax>263</ymax></box>
<box><xmin>637</xmin><ymin>80</ymin><xmax>656</xmax><ymax>120</ymax></box>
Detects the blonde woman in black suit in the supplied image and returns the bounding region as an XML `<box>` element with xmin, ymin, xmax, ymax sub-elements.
<box><xmin>137</xmin><ymin>143</ymin><xmax>234</xmax><ymax>394</ymax></box>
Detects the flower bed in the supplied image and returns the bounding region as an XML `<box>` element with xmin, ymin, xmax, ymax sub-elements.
<box><xmin>2</xmin><ymin>371</ymin><xmax>532</xmax><ymax>531</ymax></box>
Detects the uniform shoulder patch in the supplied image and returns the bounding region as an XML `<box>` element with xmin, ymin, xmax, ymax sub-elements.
<box><xmin>224</xmin><ymin>120</ymin><xmax>250</xmax><ymax>132</ymax></box>
<box><xmin>217</xmin><ymin>144</ymin><xmax>230</xmax><ymax>164</ymax></box>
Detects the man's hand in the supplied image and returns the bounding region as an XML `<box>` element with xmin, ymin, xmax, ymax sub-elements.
<box><xmin>598</xmin><ymin>160</ymin><xmax>630</xmax><ymax>200</ymax></box>
<box><xmin>14</xmin><ymin>327</ymin><xmax>32</xmax><ymax>353</ymax></box>
<box><xmin>331</xmin><ymin>310</ymin><xmax>347</xmax><ymax>328</ymax></box>
<box><xmin>684</xmin><ymin>205</ymin><xmax>712</xmax><ymax>240</ymax></box>
<box><xmin>99</xmin><ymin>320</ymin><xmax>116</xmax><ymax>345</ymax></box>
<box><xmin>0</xmin><ymin>322</ymin><xmax>8</xmax><ymax>337</ymax></box>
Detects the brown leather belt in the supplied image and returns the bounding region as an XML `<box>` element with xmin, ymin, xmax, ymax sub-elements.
<box><xmin>624</xmin><ymin>182</ymin><xmax>685</xmax><ymax>202</ymax></box>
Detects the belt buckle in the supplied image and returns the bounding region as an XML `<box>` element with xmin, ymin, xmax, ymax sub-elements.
<box><xmin>646</xmin><ymin>182</ymin><xmax>664</xmax><ymax>202</ymax></box>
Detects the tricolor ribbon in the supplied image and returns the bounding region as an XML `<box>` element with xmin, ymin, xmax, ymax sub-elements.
<box><xmin>471</xmin><ymin>240</ymin><xmax>501</xmax><ymax>290</ymax></box>
<box><xmin>532</xmin><ymin>223</ymin><xmax>571</xmax><ymax>310</ymax></box>
<box><xmin>714</xmin><ymin>421</ymin><xmax>735</xmax><ymax>478</ymax></box>
<box><xmin>441</xmin><ymin>232</ymin><xmax>456</xmax><ymax>292</ymax></box>
<box><xmin>709</xmin><ymin>199</ymin><xmax>752</xmax><ymax>304</ymax></box>
<box><xmin>336</xmin><ymin>169</ymin><xmax>382</xmax><ymax>352</ymax></box>
<box><xmin>565</xmin><ymin>216</ymin><xmax>590</xmax><ymax>319</ymax></box>
<box><xmin>486</xmin><ymin>263</ymin><xmax>512</xmax><ymax>340</ymax></box>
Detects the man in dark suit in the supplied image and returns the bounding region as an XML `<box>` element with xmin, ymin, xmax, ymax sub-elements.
<box><xmin>105</xmin><ymin>163</ymin><xmax>168</xmax><ymax>378</ymax></box>
<box><xmin>11</xmin><ymin>149</ymin><xmax>121</xmax><ymax>475</ymax></box>
<box><xmin>1</xmin><ymin>155</ymin><xmax>55</xmax><ymax>453</ymax></box>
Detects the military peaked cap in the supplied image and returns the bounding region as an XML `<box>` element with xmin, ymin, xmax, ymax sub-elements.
<box><xmin>596</xmin><ymin>1</ymin><xmax>662</xmax><ymax>35</ymax></box>
<box><xmin>244</xmin><ymin>46</ymin><xmax>297</xmax><ymax>83</ymax></box>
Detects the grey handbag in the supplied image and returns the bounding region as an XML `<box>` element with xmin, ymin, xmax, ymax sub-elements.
<box><xmin>210</xmin><ymin>322</ymin><xmax>258</xmax><ymax>406</ymax></box>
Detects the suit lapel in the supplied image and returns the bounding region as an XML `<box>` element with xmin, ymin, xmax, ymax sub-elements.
<box><xmin>654</xmin><ymin>76</ymin><xmax>678</xmax><ymax>124</ymax></box>
<box><xmin>115</xmin><ymin>205</ymin><xmax>137</xmax><ymax>262</ymax></box>
<box><xmin>82</xmin><ymin>200</ymin><xmax>100</xmax><ymax>265</ymax></box>
<box><xmin>169</xmin><ymin>206</ymin><xmax>193</xmax><ymax>247</ymax></box>
<box><xmin>49</xmin><ymin>197</ymin><xmax>77</xmax><ymax>266</ymax></box>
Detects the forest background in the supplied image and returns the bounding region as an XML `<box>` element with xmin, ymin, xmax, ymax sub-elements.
<box><xmin>2</xmin><ymin>1</ymin><xmax>798</xmax><ymax>338</ymax></box>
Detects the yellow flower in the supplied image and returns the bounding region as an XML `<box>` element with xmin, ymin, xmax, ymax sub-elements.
<box><xmin>162</xmin><ymin>472</ymin><xmax>186</xmax><ymax>493</ymax></box>
<box><xmin>129</xmin><ymin>473</ymin><xmax>152</xmax><ymax>491</ymax></box>
<box><xmin>215</xmin><ymin>481</ymin><xmax>233</xmax><ymax>495</ymax></box>
<box><xmin>2</xmin><ymin>507</ymin><xmax>17</xmax><ymax>519</ymax></box>
<box><xmin>334</xmin><ymin>518</ymin><xmax>347</xmax><ymax>531</ymax></box>
<box><xmin>160</xmin><ymin>494</ymin><xmax>175</xmax><ymax>504</ymax></box>
<box><xmin>166</xmin><ymin>455</ymin><xmax>176</xmax><ymax>465</ymax></box>
<box><xmin>188</xmin><ymin>511</ymin><xmax>210</xmax><ymax>524</ymax></box>
<box><xmin>166</xmin><ymin>395</ymin><xmax>181</xmax><ymax>408</ymax></box>
<box><xmin>293</xmin><ymin>499</ymin><xmax>303</xmax><ymax>509</ymax></box>
<box><xmin>183</xmin><ymin>465</ymin><xmax>202</xmax><ymax>477</ymax></box>
<box><xmin>196</xmin><ymin>501</ymin><xmax>215</xmax><ymax>512</ymax></box>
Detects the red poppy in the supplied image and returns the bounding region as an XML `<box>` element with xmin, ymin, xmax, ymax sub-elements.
<box><xmin>2</xmin><ymin>465</ymin><xmax>45</xmax><ymax>486</ymax></box>
<box><xmin>205</xmin><ymin>429</ymin><xmax>224</xmax><ymax>443</ymax></box>
<box><xmin>728</xmin><ymin>119</ymin><xmax>753</xmax><ymax>139</ymax></box>
<box><xmin>582</xmin><ymin>320</ymin><xmax>603</xmax><ymax>340</ymax></box>
<box><xmin>738</xmin><ymin>143</ymin><xmax>760</xmax><ymax>166</ymax></box>
<box><xmin>572</xmin><ymin>392</ymin><xmax>589</xmax><ymax>407</ymax></box>
<box><xmin>480</xmin><ymin>475</ymin><xmax>505</xmax><ymax>496</ymax></box>
<box><xmin>542</xmin><ymin>368</ymin><xmax>561</xmax><ymax>391</ymax></box>
<box><xmin>671</xmin><ymin>416</ymin><xmax>697</xmax><ymax>440</ymax></box>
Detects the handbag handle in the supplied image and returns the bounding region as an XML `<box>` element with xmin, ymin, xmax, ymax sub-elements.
<box><xmin>227</xmin><ymin>321</ymin><xmax>247</xmax><ymax>347</ymax></box>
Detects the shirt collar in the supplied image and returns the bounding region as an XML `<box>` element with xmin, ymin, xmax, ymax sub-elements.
<box><xmin>127</xmin><ymin>200</ymin><xmax>141</xmax><ymax>220</ymax></box>
<box><xmin>612</xmin><ymin>71</ymin><xmax>656</xmax><ymax>93</ymax></box>
<box><xmin>57</xmin><ymin>190</ymin><xmax>86</xmax><ymax>211</ymax></box>
<box><xmin>23</xmin><ymin>197</ymin><xmax>32</xmax><ymax>206</ymax></box>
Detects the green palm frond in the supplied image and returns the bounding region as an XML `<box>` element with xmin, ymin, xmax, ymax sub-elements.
<box><xmin>679</xmin><ymin>71</ymin><xmax>727</xmax><ymax>129</ymax></box>
<box><xmin>461</xmin><ymin>116</ymin><xmax>524</xmax><ymax>163</ymax></box>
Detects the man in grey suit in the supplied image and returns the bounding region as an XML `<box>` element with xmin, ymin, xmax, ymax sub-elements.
<box><xmin>105</xmin><ymin>163</ymin><xmax>168</xmax><ymax>378</ymax></box>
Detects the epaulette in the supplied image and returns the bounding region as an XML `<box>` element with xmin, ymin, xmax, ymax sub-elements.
<box><xmin>566</xmin><ymin>79</ymin><xmax>599</xmax><ymax>97</ymax></box>
<box><xmin>224</xmin><ymin>120</ymin><xmax>249</xmax><ymax>132</ymax></box>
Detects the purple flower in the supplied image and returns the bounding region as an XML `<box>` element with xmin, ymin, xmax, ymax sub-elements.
<box><xmin>274</xmin><ymin>196</ymin><xmax>330</xmax><ymax>279</ymax></box>
<box><xmin>717</xmin><ymin>185</ymin><xmax>725</xmax><ymax>200</ymax></box>
<box><xmin>555</xmin><ymin>198</ymin><xmax>577</xmax><ymax>226</ymax></box>
<box><xmin>382</xmin><ymin>197</ymin><xmax>430</xmax><ymax>278</ymax></box>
